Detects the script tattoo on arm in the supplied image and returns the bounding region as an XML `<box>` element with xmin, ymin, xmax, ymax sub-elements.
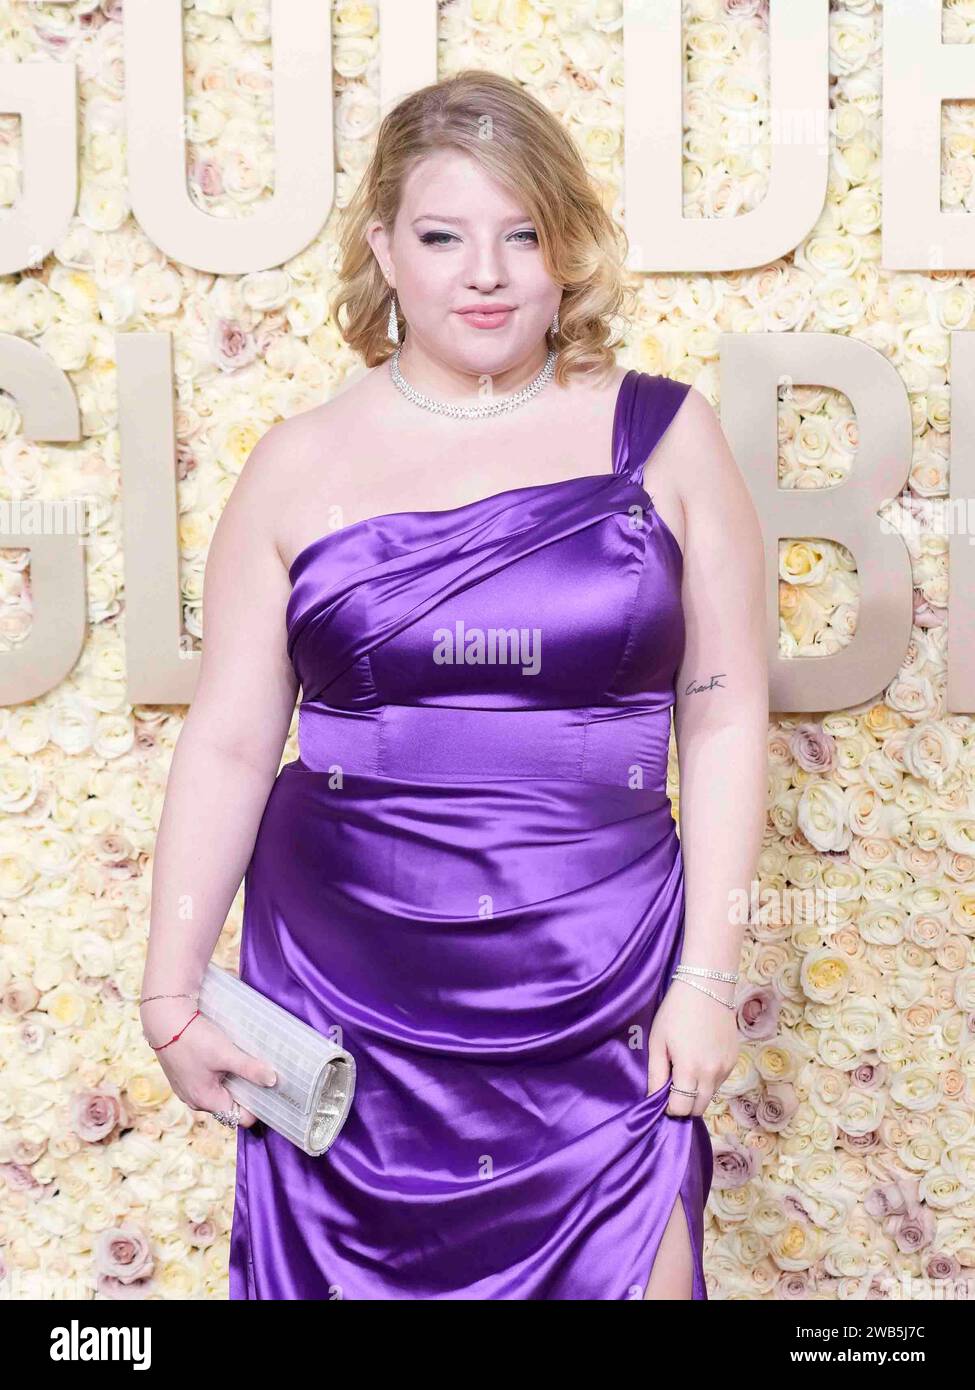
<box><xmin>683</xmin><ymin>673</ymin><xmax>727</xmax><ymax>695</ymax></box>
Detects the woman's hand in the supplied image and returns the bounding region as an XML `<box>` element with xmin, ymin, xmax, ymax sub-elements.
<box><xmin>647</xmin><ymin>977</ymin><xmax>740</xmax><ymax>1118</ymax></box>
<box><xmin>140</xmin><ymin>998</ymin><xmax>278</xmax><ymax>1129</ymax></box>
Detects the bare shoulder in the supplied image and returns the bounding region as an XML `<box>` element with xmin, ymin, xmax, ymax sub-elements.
<box><xmin>224</xmin><ymin>369</ymin><xmax>381</xmax><ymax>567</ymax></box>
<box><xmin>660</xmin><ymin>384</ymin><xmax>731</xmax><ymax>475</ymax></box>
<box><xmin>654</xmin><ymin>384</ymin><xmax>747</xmax><ymax>514</ymax></box>
<box><xmin>654</xmin><ymin>383</ymin><xmax>763</xmax><ymax>562</ymax></box>
<box><xmin>238</xmin><ymin>372</ymin><xmax>374</xmax><ymax>484</ymax></box>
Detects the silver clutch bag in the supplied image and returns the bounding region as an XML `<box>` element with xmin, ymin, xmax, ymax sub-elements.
<box><xmin>197</xmin><ymin>963</ymin><xmax>356</xmax><ymax>1157</ymax></box>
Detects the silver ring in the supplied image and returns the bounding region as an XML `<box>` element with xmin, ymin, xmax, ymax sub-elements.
<box><xmin>669</xmin><ymin>1084</ymin><xmax>699</xmax><ymax>1097</ymax></box>
<box><xmin>212</xmin><ymin>1099</ymin><xmax>240</xmax><ymax>1129</ymax></box>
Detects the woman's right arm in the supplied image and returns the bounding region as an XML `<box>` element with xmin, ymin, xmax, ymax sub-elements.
<box><xmin>139</xmin><ymin>419</ymin><xmax>305</xmax><ymax>1122</ymax></box>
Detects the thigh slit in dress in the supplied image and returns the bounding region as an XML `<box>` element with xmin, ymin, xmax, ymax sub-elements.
<box><xmin>228</xmin><ymin>369</ymin><xmax>714</xmax><ymax>1300</ymax></box>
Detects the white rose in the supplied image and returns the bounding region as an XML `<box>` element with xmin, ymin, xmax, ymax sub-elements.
<box><xmin>886</xmin><ymin>673</ymin><xmax>938</xmax><ymax>722</ymax></box>
<box><xmin>287</xmin><ymin>289</ymin><xmax>326</xmax><ymax>337</ymax></box>
<box><xmin>77</xmin><ymin>180</ymin><xmax>127</xmax><ymax>234</ymax></box>
<box><xmin>918</xmin><ymin>1167</ymin><xmax>966</xmax><ymax>1210</ymax></box>
<box><xmin>49</xmin><ymin>700</ymin><xmax>95</xmax><ymax>755</ymax></box>
<box><xmin>861</xmin><ymin>750</ymin><xmax>902</xmax><ymax>800</ymax></box>
<box><xmin>0</xmin><ymin>853</ymin><xmax>36</xmax><ymax>899</ymax></box>
<box><xmin>839</xmin><ymin>184</ymin><xmax>881</xmax><ymax>236</ymax></box>
<box><xmin>333</xmin><ymin>37</ymin><xmax>373</xmax><ymax>81</ymax></box>
<box><xmin>889</xmin><ymin>1066</ymin><xmax>941</xmax><ymax>1112</ymax></box>
<box><xmin>49</xmin><ymin>266</ymin><xmax>100</xmax><ymax>318</ymax></box>
<box><xmin>132</xmin><ymin>263</ymin><xmax>184</xmax><ymax>318</ymax></box>
<box><xmin>845</xmin><ymin>784</ymin><xmax>883</xmax><ymax>835</ymax></box>
<box><xmin>335</xmin><ymin>85</ymin><xmax>380</xmax><ymax>146</ymax></box>
<box><xmin>13</xmin><ymin>280</ymin><xmax>59</xmax><ymax>337</ymax></box>
<box><xmin>834</xmin><ymin>997</ymin><xmax>884</xmax><ymax>1050</ymax></box>
<box><xmin>240</xmin><ymin>268</ymin><xmax>290</xmax><ymax>313</ymax></box>
<box><xmin>92</xmin><ymin>716</ymin><xmax>134</xmax><ymax>760</ymax></box>
<box><xmin>836</xmin><ymin>1086</ymin><xmax>886</xmax><ymax>1136</ymax></box>
<box><xmin>830</xmin><ymin>12</ymin><xmax>876</xmax><ymax>76</ymax></box>
<box><xmin>72</xmin><ymin>933</ymin><xmax>115</xmax><ymax>978</ymax></box>
<box><xmin>902</xmin><ymin>723</ymin><xmax>961</xmax><ymax>787</ymax></box>
<box><xmin>0</xmin><ymin>763</ymin><xmax>40</xmax><ymax>812</ymax></box>
<box><xmin>798</xmin><ymin>780</ymin><xmax>851</xmax><ymax>852</ymax></box>
<box><xmin>813</xmin><ymin>275</ymin><xmax>864</xmax><ymax>329</ymax></box>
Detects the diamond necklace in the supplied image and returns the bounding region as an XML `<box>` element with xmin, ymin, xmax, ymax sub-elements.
<box><xmin>389</xmin><ymin>345</ymin><xmax>557</xmax><ymax>419</ymax></box>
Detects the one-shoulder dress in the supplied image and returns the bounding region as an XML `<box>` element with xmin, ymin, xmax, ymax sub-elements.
<box><xmin>228</xmin><ymin>368</ymin><xmax>714</xmax><ymax>1300</ymax></box>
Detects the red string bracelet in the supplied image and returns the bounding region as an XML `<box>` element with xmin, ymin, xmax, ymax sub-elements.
<box><xmin>148</xmin><ymin>1009</ymin><xmax>201</xmax><ymax>1051</ymax></box>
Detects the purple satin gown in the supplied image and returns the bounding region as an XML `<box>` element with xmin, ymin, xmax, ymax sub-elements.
<box><xmin>228</xmin><ymin>368</ymin><xmax>714</xmax><ymax>1300</ymax></box>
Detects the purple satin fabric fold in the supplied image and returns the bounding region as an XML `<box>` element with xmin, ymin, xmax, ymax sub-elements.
<box><xmin>229</xmin><ymin>370</ymin><xmax>714</xmax><ymax>1300</ymax></box>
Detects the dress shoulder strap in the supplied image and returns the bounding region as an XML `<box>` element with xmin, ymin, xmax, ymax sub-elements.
<box><xmin>613</xmin><ymin>370</ymin><xmax>692</xmax><ymax>490</ymax></box>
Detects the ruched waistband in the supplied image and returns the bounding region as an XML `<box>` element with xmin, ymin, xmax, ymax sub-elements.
<box><xmin>296</xmin><ymin>701</ymin><xmax>674</xmax><ymax>789</ymax></box>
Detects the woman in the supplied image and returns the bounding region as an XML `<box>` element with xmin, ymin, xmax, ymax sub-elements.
<box><xmin>140</xmin><ymin>70</ymin><xmax>767</xmax><ymax>1301</ymax></box>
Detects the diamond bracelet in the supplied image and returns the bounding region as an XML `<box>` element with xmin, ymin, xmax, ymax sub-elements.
<box><xmin>671</xmin><ymin>973</ymin><xmax>737</xmax><ymax>1010</ymax></box>
<box><xmin>674</xmin><ymin>963</ymin><xmax>739</xmax><ymax>983</ymax></box>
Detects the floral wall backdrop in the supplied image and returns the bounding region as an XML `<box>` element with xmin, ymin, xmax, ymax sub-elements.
<box><xmin>2</xmin><ymin>0</ymin><xmax>974</xmax><ymax>1300</ymax></box>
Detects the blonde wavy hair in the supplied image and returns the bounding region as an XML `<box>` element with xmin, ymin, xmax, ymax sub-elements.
<box><xmin>330</xmin><ymin>69</ymin><xmax>633</xmax><ymax>386</ymax></box>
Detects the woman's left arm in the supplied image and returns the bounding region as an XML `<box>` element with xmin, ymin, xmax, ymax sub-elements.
<box><xmin>649</xmin><ymin>385</ymin><xmax>769</xmax><ymax>1117</ymax></box>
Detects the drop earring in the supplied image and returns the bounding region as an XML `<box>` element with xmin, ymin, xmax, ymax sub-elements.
<box><xmin>550</xmin><ymin>305</ymin><xmax>560</xmax><ymax>336</ymax></box>
<box><xmin>387</xmin><ymin>289</ymin><xmax>400</xmax><ymax>345</ymax></box>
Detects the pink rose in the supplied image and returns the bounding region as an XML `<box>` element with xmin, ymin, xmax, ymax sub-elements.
<box><xmin>192</xmin><ymin>158</ymin><xmax>224</xmax><ymax>198</ymax></box>
<box><xmin>851</xmin><ymin>1059</ymin><xmax>886</xmax><ymax>1089</ymax></box>
<box><xmin>756</xmin><ymin>1082</ymin><xmax>798</xmax><ymax>1132</ymax></box>
<box><xmin>864</xmin><ymin>1276</ymin><xmax>897</xmax><ymax>1299</ymax></box>
<box><xmin>97</xmin><ymin>1273</ymin><xmax>153</xmax><ymax>1300</ymax></box>
<box><xmin>134</xmin><ymin>726</ymin><xmax>159</xmax><ymax>755</ymax></box>
<box><xmin>72</xmin><ymin>1087</ymin><xmax>124</xmax><ymax>1143</ymax></box>
<box><xmin>175</xmin><ymin>441</ymin><xmax>198</xmax><ymax>482</ymax></box>
<box><xmin>93</xmin><ymin>833</ymin><xmax>134</xmax><ymax>867</ymax></box>
<box><xmin>254</xmin><ymin>323</ymin><xmax>284</xmax><ymax>356</ymax></box>
<box><xmin>891</xmin><ymin>1204</ymin><xmax>936</xmax><ymax>1254</ymax></box>
<box><xmin>210</xmin><ymin>318</ymin><xmax>256</xmax><ymax>373</ymax></box>
<box><xmin>18</xmin><ymin>1019</ymin><xmax>46</xmax><ymax>1052</ymax></box>
<box><xmin>789</xmin><ymin>723</ymin><xmax>836</xmax><ymax>773</ymax></box>
<box><xmin>926</xmin><ymin>1252</ymin><xmax>959</xmax><ymax>1281</ymax></box>
<box><xmin>31</xmin><ymin>26</ymin><xmax>71</xmax><ymax>57</ymax></box>
<box><xmin>736</xmin><ymin>985</ymin><xmax>780</xmax><ymax>1039</ymax></box>
<box><xmin>3</xmin><ymin>982</ymin><xmax>40</xmax><ymax>1014</ymax></box>
<box><xmin>913</xmin><ymin>598</ymin><xmax>945</xmax><ymax>629</ymax></box>
<box><xmin>838</xmin><ymin>1128</ymin><xmax>881</xmax><ymax>1154</ymax></box>
<box><xmin>728</xmin><ymin>1094</ymin><xmax>760</xmax><ymax>1128</ymax></box>
<box><xmin>775</xmin><ymin>1270</ymin><xmax>813</xmax><ymax>1298</ymax></box>
<box><xmin>710</xmin><ymin>1136</ymin><xmax>757</xmax><ymax>1188</ymax></box>
<box><xmin>783</xmin><ymin>1192</ymin><xmax>813</xmax><ymax>1223</ymax></box>
<box><xmin>94</xmin><ymin>1227</ymin><xmax>154</xmax><ymax>1285</ymax></box>
<box><xmin>187</xmin><ymin>1219</ymin><xmax>217</xmax><ymax>1248</ymax></box>
<box><xmin>864</xmin><ymin>1178</ymin><xmax>916</xmax><ymax>1220</ymax></box>
<box><xmin>100</xmin><ymin>980</ymin><xmax>125</xmax><ymax>1007</ymax></box>
<box><xmin>724</xmin><ymin>0</ymin><xmax>768</xmax><ymax>16</ymax></box>
<box><xmin>0</xmin><ymin>1163</ymin><xmax>43</xmax><ymax>1196</ymax></box>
